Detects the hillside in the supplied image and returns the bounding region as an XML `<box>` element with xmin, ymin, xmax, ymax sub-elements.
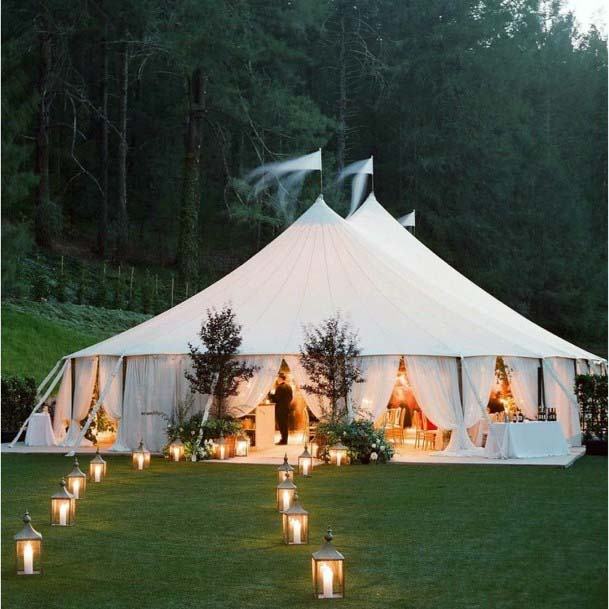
<box><xmin>1</xmin><ymin>301</ymin><xmax>149</xmax><ymax>382</ymax></box>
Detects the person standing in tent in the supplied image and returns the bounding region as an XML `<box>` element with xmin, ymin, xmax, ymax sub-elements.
<box><xmin>268</xmin><ymin>373</ymin><xmax>293</xmax><ymax>445</ymax></box>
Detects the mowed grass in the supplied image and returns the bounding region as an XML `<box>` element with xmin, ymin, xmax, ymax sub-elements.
<box><xmin>1</xmin><ymin>455</ymin><xmax>606</xmax><ymax>609</ymax></box>
<box><xmin>1</xmin><ymin>302</ymin><xmax>149</xmax><ymax>382</ymax></box>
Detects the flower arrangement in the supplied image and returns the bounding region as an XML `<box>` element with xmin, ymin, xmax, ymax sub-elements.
<box><xmin>316</xmin><ymin>419</ymin><xmax>394</xmax><ymax>464</ymax></box>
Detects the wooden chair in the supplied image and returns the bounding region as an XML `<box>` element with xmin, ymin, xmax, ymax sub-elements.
<box><xmin>383</xmin><ymin>408</ymin><xmax>406</xmax><ymax>445</ymax></box>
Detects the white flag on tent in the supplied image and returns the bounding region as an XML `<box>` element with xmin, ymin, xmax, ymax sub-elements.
<box><xmin>338</xmin><ymin>156</ymin><xmax>374</xmax><ymax>216</ymax></box>
<box><xmin>398</xmin><ymin>210</ymin><xmax>416</xmax><ymax>227</ymax></box>
<box><xmin>248</xmin><ymin>149</ymin><xmax>322</xmax><ymax>180</ymax></box>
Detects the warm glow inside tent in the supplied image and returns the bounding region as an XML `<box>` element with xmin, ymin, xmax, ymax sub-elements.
<box><xmin>17</xmin><ymin>194</ymin><xmax>605</xmax><ymax>454</ymax></box>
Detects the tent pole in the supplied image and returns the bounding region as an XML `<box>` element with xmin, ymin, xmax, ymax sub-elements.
<box><xmin>65</xmin><ymin>355</ymin><xmax>124</xmax><ymax>456</ymax></box>
<box><xmin>9</xmin><ymin>360</ymin><xmax>69</xmax><ymax>447</ymax></box>
<box><xmin>35</xmin><ymin>359</ymin><xmax>63</xmax><ymax>398</ymax></box>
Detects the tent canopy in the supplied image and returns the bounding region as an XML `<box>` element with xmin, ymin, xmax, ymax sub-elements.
<box><xmin>69</xmin><ymin>195</ymin><xmax>600</xmax><ymax>361</ymax></box>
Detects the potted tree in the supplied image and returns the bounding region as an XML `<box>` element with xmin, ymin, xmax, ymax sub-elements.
<box><xmin>185</xmin><ymin>305</ymin><xmax>257</xmax><ymax>458</ymax></box>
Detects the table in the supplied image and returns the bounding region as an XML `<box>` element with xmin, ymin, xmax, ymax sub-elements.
<box><xmin>484</xmin><ymin>421</ymin><xmax>568</xmax><ymax>459</ymax></box>
<box><xmin>24</xmin><ymin>412</ymin><xmax>57</xmax><ymax>446</ymax></box>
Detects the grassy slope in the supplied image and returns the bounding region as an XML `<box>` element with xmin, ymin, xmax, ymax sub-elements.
<box><xmin>1</xmin><ymin>301</ymin><xmax>149</xmax><ymax>382</ymax></box>
<box><xmin>1</xmin><ymin>455</ymin><xmax>606</xmax><ymax>609</ymax></box>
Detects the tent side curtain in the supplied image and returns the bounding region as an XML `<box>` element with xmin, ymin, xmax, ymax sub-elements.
<box><xmin>542</xmin><ymin>357</ymin><xmax>581</xmax><ymax>447</ymax></box>
<box><xmin>53</xmin><ymin>359</ymin><xmax>73</xmax><ymax>442</ymax></box>
<box><xmin>502</xmin><ymin>356</ymin><xmax>539</xmax><ymax>419</ymax></box>
<box><xmin>226</xmin><ymin>355</ymin><xmax>284</xmax><ymax>417</ymax></box>
<box><xmin>350</xmin><ymin>355</ymin><xmax>401</xmax><ymax>421</ymax></box>
<box><xmin>404</xmin><ymin>355</ymin><xmax>478</xmax><ymax>455</ymax></box>
<box><xmin>462</xmin><ymin>356</ymin><xmax>496</xmax><ymax>428</ymax></box>
<box><xmin>60</xmin><ymin>357</ymin><xmax>98</xmax><ymax>447</ymax></box>
<box><xmin>98</xmin><ymin>356</ymin><xmax>131</xmax><ymax>452</ymax></box>
<box><xmin>283</xmin><ymin>355</ymin><xmax>328</xmax><ymax>419</ymax></box>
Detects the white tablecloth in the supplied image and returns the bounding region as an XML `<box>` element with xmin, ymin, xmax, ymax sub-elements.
<box><xmin>24</xmin><ymin>413</ymin><xmax>57</xmax><ymax>446</ymax></box>
<box><xmin>484</xmin><ymin>422</ymin><xmax>568</xmax><ymax>459</ymax></box>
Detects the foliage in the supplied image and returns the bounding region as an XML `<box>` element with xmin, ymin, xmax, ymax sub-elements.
<box><xmin>575</xmin><ymin>374</ymin><xmax>608</xmax><ymax>441</ymax></box>
<box><xmin>316</xmin><ymin>419</ymin><xmax>394</xmax><ymax>464</ymax></box>
<box><xmin>164</xmin><ymin>412</ymin><xmax>241</xmax><ymax>460</ymax></box>
<box><xmin>299</xmin><ymin>312</ymin><xmax>363</xmax><ymax>423</ymax></box>
<box><xmin>31</xmin><ymin>260</ymin><xmax>51</xmax><ymax>301</ymax></box>
<box><xmin>186</xmin><ymin>306</ymin><xmax>258</xmax><ymax>418</ymax></box>
<box><xmin>34</xmin><ymin>200</ymin><xmax>62</xmax><ymax>248</ymax></box>
<box><xmin>1</xmin><ymin>222</ymin><xmax>32</xmax><ymax>298</ymax></box>
<box><xmin>1</xmin><ymin>375</ymin><xmax>37</xmax><ymax>432</ymax></box>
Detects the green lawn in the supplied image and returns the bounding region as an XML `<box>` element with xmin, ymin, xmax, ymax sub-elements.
<box><xmin>1</xmin><ymin>455</ymin><xmax>606</xmax><ymax>609</ymax></box>
<box><xmin>1</xmin><ymin>302</ymin><xmax>149</xmax><ymax>382</ymax></box>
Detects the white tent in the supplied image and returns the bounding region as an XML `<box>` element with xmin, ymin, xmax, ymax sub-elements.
<box><xmin>16</xmin><ymin>195</ymin><xmax>603</xmax><ymax>453</ymax></box>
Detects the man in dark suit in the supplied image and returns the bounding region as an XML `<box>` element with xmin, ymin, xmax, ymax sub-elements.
<box><xmin>269</xmin><ymin>373</ymin><xmax>293</xmax><ymax>445</ymax></box>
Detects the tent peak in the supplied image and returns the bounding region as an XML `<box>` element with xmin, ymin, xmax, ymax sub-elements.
<box><xmin>294</xmin><ymin>194</ymin><xmax>343</xmax><ymax>226</ymax></box>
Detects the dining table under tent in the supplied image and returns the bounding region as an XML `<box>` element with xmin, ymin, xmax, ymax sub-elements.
<box><xmin>11</xmin><ymin>194</ymin><xmax>605</xmax><ymax>456</ymax></box>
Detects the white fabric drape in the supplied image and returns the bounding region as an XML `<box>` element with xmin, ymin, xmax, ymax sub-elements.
<box><xmin>462</xmin><ymin>356</ymin><xmax>496</xmax><ymax>427</ymax></box>
<box><xmin>61</xmin><ymin>357</ymin><xmax>97</xmax><ymax>447</ymax></box>
<box><xmin>175</xmin><ymin>356</ymin><xmax>209</xmax><ymax>414</ymax></box>
<box><xmin>98</xmin><ymin>356</ymin><xmax>130</xmax><ymax>452</ymax></box>
<box><xmin>543</xmin><ymin>357</ymin><xmax>581</xmax><ymax>446</ymax></box>
<box><xmin>405</xmin><ymin>356</ymin><xmax>478</xmax><ymax>454</ymax></box>
<box><xmin>590</xmin><ymin>362</ymin><xmax>602</xmax><ymax>376</ymax></box>
<box><xmin>503</xmin><ymin>357</ymin><xmax>539</xmax><ymax>420</ymax></box>
<box><xmin>284</xmin><ymin>355</ymin><xmax>328</xmax><ymax>419</ymax></box>
<box><xmin>53</xmin><ymin>360</ymin><xmax>72</xmax><ymax>441</ymax></box>
<box><xmin>122</xmin><ymin>356</ymin><xmax>184</xmax><ymax>451</ymax></box>
<box><xmin>575</xmin><ymin>359</ymin><xmax>590</xmax><ymax>375</ymax></box>
<box><xmin>226</xmin><ymin>356</ymin><xmax>283</xmax><ymax>417</ymax></box>
<box><xmin>350</xmin><ymin>356</ymin><xmax>401</xmax><ymax>420</ymax></box>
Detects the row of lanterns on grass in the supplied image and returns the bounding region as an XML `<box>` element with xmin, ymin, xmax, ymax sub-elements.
<box><xmin>14</xmin><ymin>450</ymin><xmax>108</xmax><ymax>575</ymax></box>
<box><xmin>275</xmin><ymin>447</ymin><xmax>347</xmax><ymax>599</ymax></box>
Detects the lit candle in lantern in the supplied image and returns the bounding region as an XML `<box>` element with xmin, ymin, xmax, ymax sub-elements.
<box><xmin>14</xmin><ymin>511</ymin><xmax>43</xmax><ymax>575</ymax></box>
<box><xmin>66</xmin><ymin>458</ymin><xmax>87</xmax><ymax>499</ymax></box>
<box><xmin>276</xmin><ymin>472</ymin><xmax>297</xmax><ymax>513</ymax></box>
<box><xmin>277</xmin><ymin>453</ymin><xmax>294</xmax><ymax>483</ymax></box>
<box><xmin>169</xmin><ymin>438</ymin><xmax>185</xmax><ymax>462</ymax></box>
<box><xmin>291</xmin><ymin>519</ymin><xmax>302</xmax><ymax>544</ymax></box>
<box><xmin>23</xmin><ymin>542</ymin><xmax>34</xmax><ymax>575</ymax></box>
<box><xmin>298</xmin><ymin>445</ymin><xmax>313</xmax><ymax>477</ymax></box>
<box><xmin>89</xmin><ymin>447</ymin><xmax>107</xmax><ymax>482</ymax></box>
<box><xmin>132</xmin><ymin>441</ymin><xmax>150</xmax><ymax>470</ymax></box>
<box><xmin>59</xmin><ymin>503</ymin><xmax>68</xmax><ymax>526</ymax></box>
<box><xmin>329</xmin><ymin>442</ymin><xmax>348</xmax><ymax>467</ymax></box>
<box><xmin>321</xmin><ymin>564</ymin><xmax>333</xmax><ymax>598</ymax></box>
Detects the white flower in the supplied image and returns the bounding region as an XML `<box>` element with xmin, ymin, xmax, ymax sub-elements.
<box><xmin>371</xmin><ymin>443</ymin><xmax>376</xmax><ymax>449</ymax></box>
<box><xmin>342</xmin><ymin>431</ymin><xmax>347</xmax><ymax>436</ymax></box>
<box><xmin>370</xmin><ymin>452</ymin><xmax>378</xmax><ymax>461</ymax></box>
<box><xmin>380</xmin><ymin>444</ymin><xmax>385</xmax><ymax>451</ymax></box>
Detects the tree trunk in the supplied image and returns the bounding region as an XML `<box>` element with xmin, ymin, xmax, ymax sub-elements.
<box><xmin>116</xmin><ymin>42</ymin><xmax>129</xmax><ymax>258</ymax></box>
<box><xmin>35</xmin><ymin>17</ymin><xmax>52</xmax><ymax>246</ymax></box>
<box><xmin>177</xmin><ymin>67</ymin><xmax>206</xmax><ymax>283</ymax></box>
<box><xmin>97</xmin><ymin>21</ymin><xmax>109</xmax><ymax>255</ymax></box>
<box><xmin>336</xmin><ymin>15</ymin><xmax>347</xmax><ymax>174</ymax></box>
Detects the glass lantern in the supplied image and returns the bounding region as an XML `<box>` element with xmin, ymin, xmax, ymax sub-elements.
<box><xmin>235</xmin><ymin>434</ymin><xmax>249</xmax><ymax>457</ymax></box>
<box><xmin>329</xmin><ymin>442</ymin><xmax>348</xmax><ymax>466</ymax></box>
<box><xmin>50</xmin><ymin>479</ymin><xmax>76</xmax><ymax>526</ymax></box>
<box><xmin>276</xmin><ymin>472</ymin><xmax>297</xmax><ymax>513</ymax></box>
<box><xmin>132</xmin><ymin>441</ymin><xmax>151</xmax><ymax>470</ymax></box>
<box><xmin>312</xmin><ymin>529</ymin><xmax>345</xmax><ymax>599</ymax></box>
<box><xmin>169</xmin><ymin>438</ymin><xmax>185</xmax><ymax>462</ymax></box>
<box><xmin>282</xmin><ymin>494</ymin><xmax>309</xmax><ymax>545</ymax></box>
<box><xmin>277</xmin><ymin>453</ymin><xmax>294</xmax><ymax>483</ymax></box>
<box><xmin>89</xmin><ymin>448</ymin><xmax>107</xmax><ymax>482</ymax></box>
<box><xmin>14</xmin><ymin>511</ymin><xmax>42</xmax><ymax>575</ymax></box>
<box><xmin>66</xmin><ymin>458</ymin><xmax>87</xmax><ymax>499</ymax></box>
<box><xmin>298</xmin><ymin>445</ymin><xmax>313</xmax><ymax>477</ymax></box>
<box><xmin>215</xmin><ymin>432</ymin><xmax>228</xmax><ymax>460</ymax></box>
<box><xmin>310</xmin><ymin>441</ymin><xmax>319</xmax><ymax>459</ymax></box>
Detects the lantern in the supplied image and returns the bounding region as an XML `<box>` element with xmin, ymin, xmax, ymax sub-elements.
<box><xmin>132</xmin><ymin>441</ymin><xmax>151</xmax><ymax>470</ymax></box>
<box><xmin>66</xmin><ymin>458</ymin><xmax>87</xmax><ymax>499</ymax></box>
<box><xmin>89</xmin><ymin>448</ymin><xmax>107</xmax><ymax>482</ymax></box>
<box><xmin>329</xmin><ymin>442</ymin><xmax>348</xmax><ymax>466</ymax></box>
<box><xmin>277</xmin><ymin>453</ymin><xmax>294</xmax><ymax>483</ymax></box>
<box><xmin>298</xmin><ymin>445</ymin><xmax>313</xmax><ymax>477</ymax></box>
<box><xmin>215</xmin><ymin>432</ymin><xmax>228</xmax><ymax>460</ymax></box>
<box><xmin>312</xmin><ymin>529</ymin><xmax>345</xmax><ymax>599</ymax></box>
<box><xmin>235</xmin><ymin>434</ymin><xmax>249</xmax><ymax>457</ymax></box>
<box><xmin>276</xmin><ymin>472</ymin><xmax>297</xmax><ymax>512</ymax></box>
<box><xmin>50</xmin><ymin>479</ymin><xmax>76</xmax><ymax>526</ymax></box>
<box><xmin>310</xmin><ymin>441</ymin><xmax>319</xmax><ymax>459</ymax></box>
<box><xmin>282</xmin><ymin>494</ymin><xmax>309</xmax><ymax>545</ymax></box>
<box><xmin>14</xmin><ymin>512</ymin><xmax>42</xmax><ymax>575</ymax></box>
<box><xmin>169</xmin><ymin>438</ymin><xmax>185</xmax><ymax>462</ymax></box>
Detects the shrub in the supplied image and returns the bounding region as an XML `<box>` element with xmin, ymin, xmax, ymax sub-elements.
<box><xmin>576</xmin><ymin>374</ymin><xmax>608</xmax><ymax>441</ymax></box>
<box><xmin>35</xmin><ymin>199</ymin><xmax>62</xmax><ymax>247</ymax></box>
<box><xmin>1</xmin><ymin>375</ymin><xmax>37</xmax><ymax>432</ymax></box>
<box><xmin>316</xmin><ymin>419</ymin><xmax>394</xmax><ymax>464</ymax></box>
